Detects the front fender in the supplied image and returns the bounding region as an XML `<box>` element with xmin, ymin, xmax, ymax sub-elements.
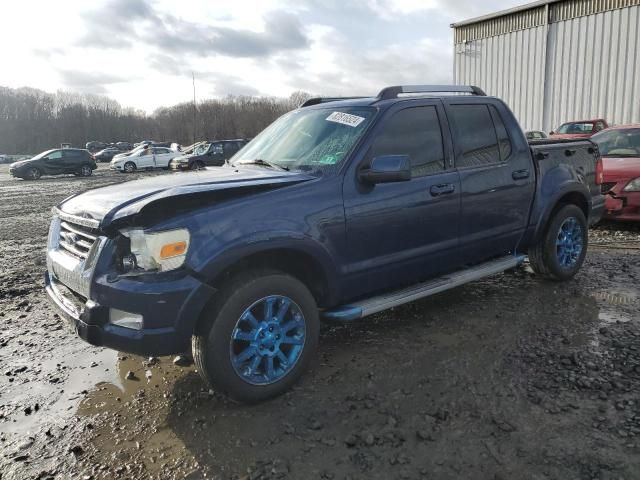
<box><xmin>192</xmin><ymin>233</ymin><xmax>341</xmax><ymax>304</ymax></box>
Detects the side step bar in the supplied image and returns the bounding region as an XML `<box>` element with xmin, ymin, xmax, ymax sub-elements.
<box><xmin>322</xmin><ymin>254</ymin><xmax>525</xmax><ymax>322</ymax></box>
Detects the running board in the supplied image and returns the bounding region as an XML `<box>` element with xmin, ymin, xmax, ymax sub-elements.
<box><xmin>322</xmin><ymin>255</ymin><xmax>525</xmax><ymax>321</ymax></box>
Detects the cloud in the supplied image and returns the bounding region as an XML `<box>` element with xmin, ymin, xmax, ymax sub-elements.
<box><xmin>57</xmin><ymin>70</ymin><xmax>127</xmax><ymax>95</ymax></box>
<box><xmin>77</xmin><ymin>1</ymin><xmax>309</xmax><ymax>59</ymax></box>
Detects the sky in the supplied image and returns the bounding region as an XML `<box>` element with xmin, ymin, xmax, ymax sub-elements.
<box><xmin>0</xmin><ymin>0</ymin><xmax>524</xmax><ymax>112</ymax></box>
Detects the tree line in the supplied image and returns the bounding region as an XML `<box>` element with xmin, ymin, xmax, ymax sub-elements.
<box><xmin>0</xmin><ymin>86</ymin><xmax>311</xmax><ymax>155</ymax></box>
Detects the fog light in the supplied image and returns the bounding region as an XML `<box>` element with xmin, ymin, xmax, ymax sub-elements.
<box><xmin>120</xmin><ymin>254</ymin><xmax>137</xmax><ymax>273</ymax></box>
<box><xmin>109</xmin><ymin>308</ymin><xmax>143</xmax><ymax>330</ymax></box>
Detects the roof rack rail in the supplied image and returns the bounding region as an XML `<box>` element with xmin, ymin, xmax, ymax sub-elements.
<box><xmin>300</xmin><ymin>96</ymin><xmax>369</xmax><ymax>107</ymax></box>
<box><xmin>377</xmin><ymin>85</ymin><xmax>486</xmax><ymax>100</ymax></box>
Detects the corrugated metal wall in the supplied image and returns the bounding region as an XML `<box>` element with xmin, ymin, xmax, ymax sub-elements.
<box><xmin>453</xmin><ymin>1</ymin><xmax>640</xmax><ymax>132</ymax></box>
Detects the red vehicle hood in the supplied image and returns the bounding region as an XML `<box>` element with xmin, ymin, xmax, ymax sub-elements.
<box><xmin>602</xmin><ymin>156</ymin><xmax>640</xmax><ymax>181</ymax></box>
<box><xmin>550</xmin><ymin>133</ymin><xmax>593</xmax><ymax>139</ymax></box>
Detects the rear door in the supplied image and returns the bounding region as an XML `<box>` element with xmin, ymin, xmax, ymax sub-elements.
<box><xmin>136</xmin><ymin>148</ymin><xmax>154</xmax><ymax>169</ymax></box>
<box><xmin>62</xmin><ymin>150</ymin><xmax>82</xmax><ymax>172</ymax></box>
<box><xmin>444</xmin><ymin>100</ymin><xmax>535</xmax><ymax>261</ymax></box>
<box><xmin>152</xmin><ymin>147</ymin><xmax>174</xmax><ymax>168</ymax></box>
<box><xmin>343</xmin><ymin>100</ymin><xmax>461</xmax><ymax>297</ymax></box>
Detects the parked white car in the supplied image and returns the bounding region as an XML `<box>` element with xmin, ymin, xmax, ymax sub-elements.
<box><xmin>110</xmin><ymin>147</ymin><xmax>181</xmax><ymax>173</ymax></box>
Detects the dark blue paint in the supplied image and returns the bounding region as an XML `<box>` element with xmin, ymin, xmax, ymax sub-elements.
<box><xmin>47</xmin><ymin>93</ymin><xmax>605</xmax><ymax>356</ymax></box>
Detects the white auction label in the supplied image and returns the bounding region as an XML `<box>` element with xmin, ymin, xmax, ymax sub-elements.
<box><xmin>326</xmin><ymin>111</ymin><xmax>365</xmax><ymax>127</ymax></box>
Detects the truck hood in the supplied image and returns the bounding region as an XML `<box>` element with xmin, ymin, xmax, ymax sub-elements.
<box><xmin>602</xmin><ymin>156</ymin><xmax>640</xmax><ymax>181</ymax></box>
<box><xmin>59</xmin><ymin>166</ymin><xmax>315</xmax><ymax>227</ymax></box>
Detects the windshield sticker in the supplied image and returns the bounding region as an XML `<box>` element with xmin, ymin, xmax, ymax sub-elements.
<box><xmin>326</xmin><ymin>112</ymin><xmax>365</xmax><ymax>128</ymax></box>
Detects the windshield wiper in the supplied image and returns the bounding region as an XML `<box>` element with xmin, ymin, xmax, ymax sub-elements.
<box><xmin>235</xmin><ymin>159</ymin><xmax>289</xmax><ymax>171</ymax></box>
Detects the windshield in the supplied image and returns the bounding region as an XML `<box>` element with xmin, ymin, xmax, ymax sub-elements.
<box><xmin>231</xmin><ymin>107</ymin><xmax>376</xmax><ymax>174</ymax></box>
<box><xmin>194</xmin><ymin>143</ymin><xmax>210</xmax><ymax>155</ymax></box>
<box><xmin>592</xmin><ymin>128</ymin><xmax>640</xmax><ymax>157</ymax></box>
<box><xmin>31</xmin><ymin>149</ymin><xmax>56</xmax><ymax>160</ymax></box>
<box><xmin>557</xmin><ymin>122</ymin><xmax>593</xmax><ymax>134</ymax></box>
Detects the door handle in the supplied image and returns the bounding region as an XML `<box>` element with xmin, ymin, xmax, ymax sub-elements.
<box><xmin>565</xmin><ymin>149</ymin><xmax>576</xmax><ymax>156</ymax></box>
<box><xmin>512</xmin><ymin>169</ymin><xmax>530</xmax><ymax>180</ymax></box>
<box><xmin>430</xmin><ymin>183</ymin><xmax>455</xmax><ymax>196</ymax></box>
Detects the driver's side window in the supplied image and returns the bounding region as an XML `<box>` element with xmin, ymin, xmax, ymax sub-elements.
<box><xmin>211</xmin><ymin>144</ymin><xmax>223</xmax><ymax>155</ymax></box>
<box><xmin>47</xmin><ymin>151</ymin><xmax>63</xmax><ymax>160</ymax></box>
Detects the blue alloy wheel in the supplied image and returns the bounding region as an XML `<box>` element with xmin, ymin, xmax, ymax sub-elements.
<box><xmin>230</xmin><ymin>295</ymin><xmax>306</xmax><ymax>385</ymax></box>
<box><xmin>556</xmin><ymin>217</ymin><xmax>583</xmax><ymax>268</ymax></box>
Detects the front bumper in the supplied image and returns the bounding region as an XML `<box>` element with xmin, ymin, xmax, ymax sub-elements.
<box><xmin>45</xmin><ymin>268</ymin><xmax>214</xmax><ymax>356</ymax></box>
<box><xmin>604</xmin><ymin>192</ymin><xmax>640</xmax><ymax>221</ymax></box>
<box><xmin>170</xmin><ymin>162</ymin><xmax>190</xmax><ymax>171</ymax></box>
<box><xmin>109</xmin><ymin>164</ymin><xmax>123</xmax><ymax>171</ymax></box>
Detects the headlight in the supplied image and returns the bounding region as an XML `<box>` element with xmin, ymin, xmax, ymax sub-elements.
<box><xmin>119</xmin><ymin>228</ymin><xmax>190</xmax><ymax>273</ymax></box>
<box><xmin>623</xmin><ymin>177</ymin><xmax>640</xmax><ymax>192</ymax></box>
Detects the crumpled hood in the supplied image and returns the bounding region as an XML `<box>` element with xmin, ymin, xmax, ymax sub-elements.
<box><xmin>59</xmin><ymin>166</ymin><xmax>314</xmax><ymax>227</ymax></box>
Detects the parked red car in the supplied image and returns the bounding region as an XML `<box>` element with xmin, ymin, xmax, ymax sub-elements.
<box><xmin>592</xmin><ymin>125</ymin><xmax>640</xmax><ymax>221</ymax></box>
<box><xmin>550</xmin><ymin>118</ymin><xmax>608</xmax><ymax>139</ymax></box>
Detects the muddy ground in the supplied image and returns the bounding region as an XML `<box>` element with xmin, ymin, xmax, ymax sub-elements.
<box><xmin>0</xmin><ymin>163</ymin><xmax>639</xmax><ymax>480</ymax></box>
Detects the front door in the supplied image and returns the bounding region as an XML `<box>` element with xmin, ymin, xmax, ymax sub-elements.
<box><xmin>152</xmin><ymin>148</ymin><xmax>173</xmax><ymax>168</ymax></box>
<box><xmin>445</xmin><ymin>100</ymin><xmax>535</xmax><ymax>261</ymax></box>
<box><xmin>136</xmin><ymin>149</ymin><xmax>154</xmax><ymax>169</ymax></box>
<box><xmin>342</xmin><ymin>100</ymin><xmax>461</xmax><ymax>299</ymax></box>
<box><xmin>206</xmin><ymin>143</ymin><xmax>225</xmax><ymax>166</ymax></box>
<box><xmin>43</xmin><ymin>150</ymin><xmax>64</xmax><ymax>174</ymax></box>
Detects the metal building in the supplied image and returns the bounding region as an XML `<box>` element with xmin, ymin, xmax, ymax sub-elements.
<box><xmin>452</xmin><ymin>0</ymin><xmax>640</xmax><ymax>132</ymax></box>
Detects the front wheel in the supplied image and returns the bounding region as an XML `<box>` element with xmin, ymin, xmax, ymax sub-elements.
<box><xmin>25</xmin><ymin>167</ymin><xmax>41</xmax><ymax>180</ymax></box>
<box><xmin>528</xmin><ymin>204</ymin><xmax>588</xmax><ymax>281</ymax></box>
<box><xmin>191</xmin><ymin>160</ymin><xmax>205</xmax><ymax>170</ymax></box>
<box><xmin>192</xmin><ymin>271</ymin><xmax>319</xmax><ymax>403</ymax></box>
<box><xmin>123</xmin><ymin>161</ymin><xmax>136</xmax><ymax>173</ymax></box>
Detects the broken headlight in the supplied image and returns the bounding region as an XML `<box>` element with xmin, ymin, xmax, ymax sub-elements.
<box><xmin>118</xmin><ymin>228</ymin><xmax>190</xmax><ymax>273</ymax></box>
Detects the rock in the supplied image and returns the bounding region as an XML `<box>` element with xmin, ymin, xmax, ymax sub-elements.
<box><xmin>147</xmin><ymin>356</ymin><xmax>159</xmax><ymax>366</ymax></box>
<box><xmin>69</xmin><ymin>445</ymin><xmax>84</xmax><ymax>455</ymax></box>
<box><xmin>125</xmin><ymin>371</ymin><xmax>136</xmax><ymax>380</ymax></box>
<box><xmin>364</xmin><ymin>433</ymin><xmax>375</xmax><ymax>446</ymax></box>
<box><xmin>145</xmin><ymin>370</ymin><xmax>152</xmax><ymax>380</ymax></box>
<box><xmin>310</xmin><ymin>420</ymin><xmax>323</xmax><ymax>430</ymax></box>
<box><xmin>599</xmin><ymin>327</ymin><xmax>610</xmax><ymax>336</ymax></box>
<box><xmin>344</xmin><ymin>434</ymin><xmax>357</xmax><ymax>447</ymax></box>
<box><xmin>173</xmin><ymin>355</ymin><xmax>192</xmax><ymax>367</ymax></box>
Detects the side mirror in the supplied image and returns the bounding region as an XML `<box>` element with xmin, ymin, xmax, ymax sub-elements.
<box><xmin>549</xmin><ymin>131</ymin><xmax>555</xmax><ymax>135</ymax></box>
<box><xmin>359</xmin><ymin>155</ymin><xmax>411</xmax><ymax>184</ymax></box>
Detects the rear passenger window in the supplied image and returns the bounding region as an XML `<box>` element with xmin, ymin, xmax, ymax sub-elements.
<box><xmin>450</xmin><ymin>105</ymin><xmax>501</xmax><ymax>167</ymax></box>
<box><xmin>371</xmin><ymin>106</ymin><xmax>445</xmax><ymax>177</ymax></box>
<box><xmin>489</xmin><ymin>105</ymin><xmax>512</xmax><ymax>160</ymax></box>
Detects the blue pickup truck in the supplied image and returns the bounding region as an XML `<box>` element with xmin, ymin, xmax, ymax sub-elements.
<box><xmin>45</xmin><ymin>85</ymin><xmax>605</xmax><ymax>402</ymax></box>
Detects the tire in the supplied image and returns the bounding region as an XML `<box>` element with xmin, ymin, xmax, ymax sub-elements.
<box><xmin>528</xmin><ymin>204</ymin><xmax>588</xmax><ymax>281</ymax></box>
<box><xmin>25</xmin><ymin>167</ymin><xmax>41</xmax><ymax>180</ymax></box>
<box><xmin>79</xmin><ymin>164</ymin><xmax>93</xmax><ymax>177</ymax></box>
<box><xmin>192</xmin><ymin>270</ymin><xmax>319</xmax><ymax>403</ymax></box>
<box><xmin>123</xmin><ymin>161</ymin><xmax>136</xmax><ymax>173</ymax></box>
<box><xmin>191</xmin><ymin>160</ymin><xmax>205</xmax><ymax>170</ymax></box>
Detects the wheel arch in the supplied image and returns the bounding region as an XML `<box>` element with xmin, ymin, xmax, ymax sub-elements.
<box><xmin>533</xmin><ymin>186</ymin><xmax>590</xmax><ymax>243</ymax></box>
<box><xmin>189</xmin><ymin>242</ymin><xmax>339</xmax><ymax>336</ymax></box>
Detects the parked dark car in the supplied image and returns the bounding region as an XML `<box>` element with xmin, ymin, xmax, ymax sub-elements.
<box><xmin>94</xmin><ymin>147</ymin><xmax>122</xmax><ymax>162</ymax></box>
<box><xmin>169</xmin><ymin>139</ymin><xmax>248</xmax><ymax>170</ymax></box>
<box><xmin>526</xmin><ymin>130</ymin><xmax>548</xmax><ymax>140</ymax></box>
<box><xmin>85</xmin><ymin>141</ymin><xmax>108</xmax><ymax>153</ymax></box>
<box><xmin>115</xmin><ymin>142</ymin><xmax>133</xmax><ymax>151</ymax></box>
<box><xmin>10</xmin><ymin>148</ymin><xmax>97</xmax><ymax>180</ymax></box>
<box><xmin>45</xmin><ymin>85</ymin><xmax>604</xmax><ymax>402</ymax></box>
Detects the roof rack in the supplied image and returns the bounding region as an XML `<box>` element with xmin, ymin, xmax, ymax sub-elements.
<box><xmin>377</xmin><ymin>85</ymin><xmax>486</xmax><ymax>100</ymax></box>
<box><xmin>300</xmin><ymin>96</ymin><xmax>369</xmax><ymax>107</ymax></box>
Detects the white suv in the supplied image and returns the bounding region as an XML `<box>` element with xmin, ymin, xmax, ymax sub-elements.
<box><xmin>110</xmin><ymin>147</ymin><xmax>181</xmax><ymax>173</ymax></box>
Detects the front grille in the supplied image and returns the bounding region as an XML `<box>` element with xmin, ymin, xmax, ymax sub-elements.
<box><xmin>601</xmin><ymin>182</ymin><xmax>617</xmax><ymax>193</ymax></box>
<box><xmin>59</xmin><ymin>220</ymin><xmax>99</xmax><ymax>259</ymax></box>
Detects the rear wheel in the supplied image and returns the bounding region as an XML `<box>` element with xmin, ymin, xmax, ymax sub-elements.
<box><xmin>26</xmin><ymin>167</ymin><xmax>41</xmax><ymax>180</ymax></box>
<box><xmin>192</xmin><ymin>270</ymin><xmax>319</xmax><ymax>403</ymax></box>
<box><xmin>528</xmin><ymin>204</ymin><xmax>587</xmax><ymax>281</ymax></box>
<box><xmin>79</xmin><ymin>164</ymin><xmax>93</xmax><ymax>177</ymax></box>
<box><xmin>123</xmin><ymin>161</ymin><xmax>136</xmax><ymax>173</ymax></box>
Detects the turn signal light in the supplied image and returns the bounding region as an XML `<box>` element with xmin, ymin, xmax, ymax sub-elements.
<box><xmin>160</xmin><ymin>241</ymin><xmax>187</xmax><ymax>259</ymax></box>
<box><xmin>595</xmin><ymin>157</ymin><xmax>604</xmax><ymax>185</ymax></box>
